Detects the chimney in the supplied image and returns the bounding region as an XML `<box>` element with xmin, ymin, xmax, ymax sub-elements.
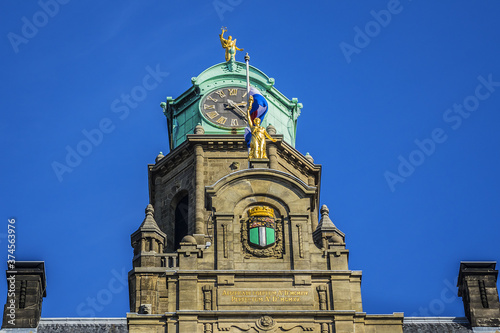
<box><xmin>2</xmin><ymin>261</ymin><xmax>46</xmax><ymax>329</ymax></box>
<box><xmin>457</xmin><ymin>261</ymin><xmax>500</xmax><ymax>328</ymax></box>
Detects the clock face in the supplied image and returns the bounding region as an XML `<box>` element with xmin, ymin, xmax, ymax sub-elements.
<box><xmin>200</xmin><ymin>86</ymin><xmax>248</xmax><ymax>129</ymax></box>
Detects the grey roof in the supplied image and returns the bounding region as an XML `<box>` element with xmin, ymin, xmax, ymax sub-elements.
<box><xmin>403</xmin><ymin>317</ymin><xmax>474</xmax><ymax>332</ymax></box>
<box><xmin>37</xmin><ymin>318</ymin><xmax>127</xmax><ymax>333</ymax></box>
<box><xmin>11</xmin><ymin>316</ymin><xmax>499</xmax><ymax>333</ymax></box>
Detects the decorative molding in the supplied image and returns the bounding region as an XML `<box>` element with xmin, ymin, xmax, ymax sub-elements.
<box><xmin>202</xmin><ymin>285</ymin><xmax>213</xmax><ymax>310</ymax></box>
<box><xmin>217</xmin><ymin>318</ymin><xmax>315</xmax><ymax>332</ymax></box>
<box><xmin>204</xmin><ymin>322</ymin><xmax>213</xmax><ymax>333</ymax></box>
<box><xmin>317</xmin><ymin>285</ymin><xmax>328</xmax><ymax>310</ymax></box>
<box><xmin>222</xmin><ymin>224</ymin><xmax>228</xmax><ymax>259</ymax></box>
<box><xmin>255</xmin><ymin>315</ymin><xmax>275</xmax><ymax>331</ymax></box>
<box><xmin>479</xmin><ymin>280</ymin><xmax>489</xmax><ymax>308</ymax></box>
<box><xmin>296</xmin><ymin>224</ymin><xmax>304</xmax><ymax>258</ymax></box>
<box><xmin>221</xmin><ymin>61</ymin><xmax>244</xmax><ymax>73</ymax></box>
<box><xmin>217</xmin><ymin>275</ymin><xmax>234</xmax><ymax>286</ymax></box>
<box><xmin>206</xmin><ymin>141</ymin><xmax>246</xmax><ymax>151</ymax></box>
<box><xmin>19</xmin><ymin>280</ymin><xmax>27</xmax><ymax>309</ymax></box>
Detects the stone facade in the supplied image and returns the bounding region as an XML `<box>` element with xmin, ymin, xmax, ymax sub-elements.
<box><xmin>127</xmin><ymin>134</ymin><xmax>404</xmax><ymax>333</ymax></box>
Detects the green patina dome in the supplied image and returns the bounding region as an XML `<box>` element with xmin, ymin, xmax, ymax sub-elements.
<box><xmin>162</xmin><ymin>61</ymin><xmax>302</xmax><ymax>151</ymax></box>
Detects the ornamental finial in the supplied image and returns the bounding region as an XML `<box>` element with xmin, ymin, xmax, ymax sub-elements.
<box><xmin>145</xmin><ymin>204</ymin><xmax>154</xmax><ymax>216</ymax></box>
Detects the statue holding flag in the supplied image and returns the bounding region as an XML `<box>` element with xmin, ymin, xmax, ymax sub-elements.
<box><xmin>219</xmin><ymin>27</ymin><xmax>243</xmax><ymax>62</ymax></box>
<box><xmin>245</xmin><ymin>88</ymin><xmax>276</xmax><ymax>159</ymax></box>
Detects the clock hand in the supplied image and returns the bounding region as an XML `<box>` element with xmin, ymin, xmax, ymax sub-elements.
<box><xmin>226</xmin><ymin>100</ymin><xmax>247</xmax><ymax>107</ymax></box>
<box><xmin>226</xmin><ymin>99</ymin><xmax>247</xmax><ymax>117</ymax></box>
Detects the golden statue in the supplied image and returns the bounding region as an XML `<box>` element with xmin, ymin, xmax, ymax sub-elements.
<box><xmin>246</xmin><ymin>96</ymin><xmax>276</xmax><ymax>159</ymax></box>
<box><xmin>219</xmin><ymin>27</ymin><xmax>243</xmax><ymax>62</ymax></box>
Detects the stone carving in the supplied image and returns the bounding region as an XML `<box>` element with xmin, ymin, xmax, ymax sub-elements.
<box><xmin>479</xmin><ymin>280</ymin><xmax>489</xmax><ymax>308</ymax></box>
<box><xmin>218</xmin><ymin>320</ymin><xmax>315</xmax><ymax>332</ymax></box>
<box><xmin>222</xmin><ymin>224</ymin><xmax>228</xmax><ymax>258</ymax></box>
<box><xmin>138</xmin><ymin>304</ymin><xmax>151</xmax><ymax>314</ymax></box>
<box><xmin>255</xmin><ymin>315</ymin><xmax>276</xmax><ymax>331</ymax></box>
<box><xmin>202</xmin><ymin>285</ymin><xmax>213</xmax><ymax>310</ymax></box>
<box><xmin>229</xmin><ymin>161</ymin><xmax>240</xmax><ymax>171</ymax></box>
<box><xmin>317</xmin><ymin>285</ymin><xmax>328</xmax><ymax>310</ymax></box>
<box><xmin>296</xmin><ymin>224</ymin><xmax>304</xmax><ymax>258</ymax></box>
<box><xmin>218</xmin><ymin>323</ymin><xmax>250</xmax><ymax>332</ymax></box>
<box><xmin>204</xmin><ymin>323</ymin><xmax>213</xmax><ymax>333</ymax></box>
<box><xmin>19</xmin><ymin>280</ymin><xmax>27</xmax><ymax>309</ymax></box>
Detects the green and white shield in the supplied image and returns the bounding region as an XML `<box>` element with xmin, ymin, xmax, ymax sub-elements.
<box><xmin>248</xmin><ymin>216</ymin><xmax>275</xmax><ymax>248</ymax></box>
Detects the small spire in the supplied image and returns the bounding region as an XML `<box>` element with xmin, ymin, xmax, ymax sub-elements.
<box><xmin>305</xmin><ymin>152</ymin><xmax>314</xmax><ymax>164</ymax></box>
<box><xmin>145</xmin><ymin>204</ymin><xmax>154</xmax><ymax>216</ymax></box>
<box><xmin>318</xmin><ymin>204</ymin><xmax>336</xmax><ymax>229</ymax></box>
<box><xmin>139</xmin><ymin>204</ymin><xmax>162</xmax><ymax>231</ymax></box>
<box><xmin>313</xmin><ymin>204</ymin><xmax>345</xmax><ymax>247</ymax></box>
<box><xmin>155</xmin><ymin>152</ymin><xmax>164</xmax><ymax>163</ymax></box>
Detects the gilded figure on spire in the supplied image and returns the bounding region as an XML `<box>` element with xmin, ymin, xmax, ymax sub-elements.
<box><xmin>219</xmin><ymin>27</ymin><xmax>243</xmax><ymax>62</ymax></box>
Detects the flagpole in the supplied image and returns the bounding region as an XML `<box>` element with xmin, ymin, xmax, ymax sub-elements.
<box><xmin>245</xmin><ymin>52</ymin><xmax>250</xmax><ymax>98</ymax></box>
<box><xmin>244</xmin><ymin>53</ymin><xmax>251</xmax><ymax>164</ymax></box>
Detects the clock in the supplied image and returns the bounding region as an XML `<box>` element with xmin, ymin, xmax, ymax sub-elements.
<box><xmin>200</xmin><ymin>86</ymin><xmax>249</xmax><ymax>128</ymax></box>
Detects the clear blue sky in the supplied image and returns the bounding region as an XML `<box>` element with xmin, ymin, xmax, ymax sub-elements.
<box><xmin>1</xmin><ymin>0</ymin><xmax>499</xmax><ymax>320</ymax></box>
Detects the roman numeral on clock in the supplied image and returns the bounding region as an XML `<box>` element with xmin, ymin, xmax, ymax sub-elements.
<box><xmin>216</xmin><ymin>116</ymin><xmax>227</xmax><ymax>125</ymax></box>
<box><xmin>228</xmin><ymin>88</ymin><xmax>237</xmax><ymax>96</ymax></box>
<box><xmin>204</xmin><ymin>104</ymin><xmax>215</xmax><ymax>110</ymax></box>
<box><xmin>207</xmin><ymin>111</ymin><xmax>219</xmax><ymax>119</ymax></box>
<box><xmin>215</xmin><ymin>90</ymin><xmax>226</xmax><ymax>98</ymax></box>
<box><xmin>231</xmin><ymin>119</ymin><xmax>238</xmax><ymax>126</ymax></box>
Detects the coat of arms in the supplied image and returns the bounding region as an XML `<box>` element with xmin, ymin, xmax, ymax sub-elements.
<box><xmin>241</xmin><ymin>206</ymin><xmax>283</xmax><ymax>258</ymax></box>
<box><xmin>248</xmin><ymin>206</ymin><xmax>275</xmax><ymax>248</ymax></box>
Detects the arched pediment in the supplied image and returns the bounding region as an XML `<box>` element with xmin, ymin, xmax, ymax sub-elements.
<box><xmin>205</xmin><ymin>169</ymin><xmax>317</xmax><ymax>214</ymax></box>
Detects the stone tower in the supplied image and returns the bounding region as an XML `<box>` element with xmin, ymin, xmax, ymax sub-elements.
<box><xmin>458</xmin><ymin>262</ymin><xmax>500</xmax><ymax>328</ymax></box>
<box><xmin>127</xmin><ymin>59</ymin><xmax>404</xmax><ymax>333</ymax></box>
<box><xmin>1</xmin><ymin>261</ymin><xmax>46</xmax><ymax>329</ymax></box>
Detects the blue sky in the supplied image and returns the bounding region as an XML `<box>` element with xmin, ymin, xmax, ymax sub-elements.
<box><xmin>1</xmin><ymin>0</ymin><xmax>499</xmax><ymax>320</ymax></box>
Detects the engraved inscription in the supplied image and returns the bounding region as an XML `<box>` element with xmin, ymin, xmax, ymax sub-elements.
<box><xmin>218</xmin><ymin>288</ymin><xmax>313</xmax><ymax>306</ymax></box>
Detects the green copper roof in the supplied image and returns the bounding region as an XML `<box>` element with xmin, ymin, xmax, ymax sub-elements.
<box><xmin>162</xmin><ymin>61</ymin><xmax>302</xmax><ymax>151</ymax></box>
